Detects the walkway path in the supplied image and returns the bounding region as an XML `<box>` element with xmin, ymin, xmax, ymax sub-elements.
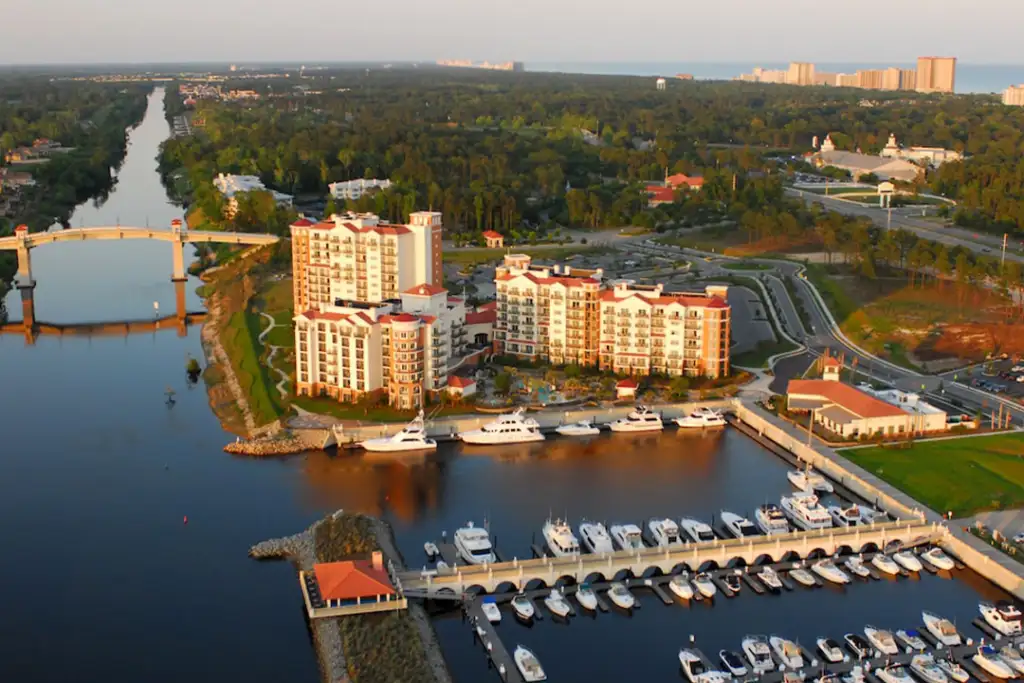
<box><xmin>258</xmin><ymin>311</ymin><xmax>290</xmax><ymax>398</ymax></box>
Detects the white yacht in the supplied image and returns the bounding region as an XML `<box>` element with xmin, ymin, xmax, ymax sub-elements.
<box><xmin>542</xmin><ymin>518</ymin><xmax>580</xmax><ymax>557</ymax></box>
<box><xmin>876</xmin><ymin>665</ymin><xmax>914</xmax><ymax>683</ymax></box>
<box><xmin>787</xmin><ymin>465</ymin><xmax>834</xmax><ymax>493</ymax></box>
<box><xmin>607</xmin><ymin>582</ymin><xmax>636</xmax><ymax>609</ymax></box>
<box><xmin>453</xmin><ymin>522</ymin><xmax>497</xmax><ymax>565</ymax></box>
<box><xmin>669</xmin><ymin>573</ymin><xmax>695</xmax><ymax>600</ymax></box>
<box><xmin>649</xmin><ymin>518</ymin><xmax>684</xmax><ymax>547</ymax></box>
<box><xmin>721</xmin><ymin>511</ymin><xmax>760</xmax><ymax>539</ymax></box>
<box><xmin>811</xmin><ymin>559</ymin><xmax>851</xmax><ymax>584</ymax></box>
<box><xmin>755</xmin><ymin>504</ymin><xmax>791</xmax><ymax>535</ymax></box>
<box><xmin>921</xmin><ymin>548</ymin><xmax>956</xmax><ymax>571</ymax></box>
<box><xmin>693</xmin><ymin>572</ymin><xmax>717</xmax><ymax>598</ymax></box>
<box><xmin>844</xmin><ymin>556</ymin><xmax>872</xmax><ymax>579</ymax></box>
<box><xmin>743</xmin><ymin>636</ymin><xmax>776</xmax><ymax>674</ymax></box>
<box><xmin>459</xmin><ymin>408</ymin><xmax>544</xmax><ymax>444</ymax></box>
<box><xmin>719</xmin><ymin>650</ymin><xmax>748</xmax><ymax>677</ymax></box>
<box><xmin>481</xmin><ymin>597</ymin><xmax>501</xmax><ymax>623</ymax></box>
<box><xmin>758</xmin><ymin>566</ymin><xmax>784</xmax><ymax>592</ymax></box>
<box><xmin>816</xmin><ymin>637</ymin><xmax>845</xmax><ymax>664</ymax></box>
<box><xmin>555</xmin><ymin>419</ymin><xmax>600</xmax><ymax>437</ymax></box>
<box><xmin>676</xmin><ymin>407</ymin><xmax>727</xmax><ymax>429</ymax></box>
<box><xmin>1000</xmin><ymin>646</ymin><xmax>1024</xmax><ymax>676</ymax></box>
<box><xmin>514</xmin><ymin>645</ymin><xmax>547</xmax><ymax>682</ymax></box>
<box><xmin>910</xmin><ymin>655</ymin><xmax>949</xmax><ymax>683</ymax></box>
<box><xmin>424</xmin><ymin>541</ymin><xmax>439</xmax><ymax>559</ymax></box>
<box><xmin>935</xmin><ymin>657</ymin><xmax>970</xmax><ymax>683</ymax></box>
<box><xmin>770</xmin><ymin>636</ymin><xmax>804</xmax><ymax>669</ymax></box>
<box><xmin>789</xmin><ymin>567</ymin><xmax>817</xmax><ymax>587</ymax></box>
<box><xmin>781</xmin><ymin>492</ymin><xmax>833</xmax><ymax>530</ymax></box>
<box><xmin>845</xmin><ymin>634</ymin><xmax>872</xmax><ymax>659</ymax></box>
<box><xmin>922</xmin><ymin>611</ymin><xmax>961</xmax><ymax>646</ymax></box>
<box><xmin>578</xmin><ymin>520</ymin><xmax>615</xmax><ymax>554</ymax></box>
<box><xmin>610</xmin><ymin>523</ymin><xmax>645</xmax><ymax>550</ymax></box>
<box><xmin>359</xmin><ymin>411</ymin><xmax>437</xmax><ymax>452</ymax></box>
<box><xmin>864</xmin><ymin>626</ymin><xmax>899</xmax><ymax>656</ymax></box>
<box><xmin>681</xmin><ymin>517</ymin><xmax>716</xmax><ymax>543</ymax></box>
<box><xmin>871</xmin><ymin>553</ymin><xmax>901</xmax><ymax>576</ymax></box>
<box><xmin>893</xmin><ymin>550</ymin><xmax>922</xmax><ymax>573</ymax></box>
<box><xmin>973</xmin><ymin>646</ymin><xmax>1015</xmax><ymax>679</ymax></box>
<box><xmin>981</xmin><ymin>601</ymin><xmax>1023</xmax><ymax>636</ymax></box>
<box><xmin>828</xmin><ymin>504</ymin><xmax>867</xmax><ymax>528</ymax></box>
<box><xmin>511</xmin><ymin>593</ymin><xmax>535</xmax><ymax>621</ymax></box>
<box><xmin>609</xmin><ymin>404</ymin><xmax>664</xmax><ymax>432</ymax></box>
<box><xmin>575</xmin><ymin>583</ymin><xmax>598</xmax><ymax>611</ymax></box>
<box><xmin>679</xmin><ymin>649</ymin><xmax>732</xmax><ymax>683</ymax></box>
<box><xmin>896</xmin><ymin>629</ymin><xmax>928</xmax><ymax>651</ymax></box>
<box><xmin>543</xmin><ymin>589</ymin><xmax>572</xmax><ymax>618</ymax></box>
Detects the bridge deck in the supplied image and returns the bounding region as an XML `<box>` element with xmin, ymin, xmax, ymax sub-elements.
<box><xmin>0</xmin><ymin>227</ymin><xmax>279</xmax><ymax>249</ymax></box>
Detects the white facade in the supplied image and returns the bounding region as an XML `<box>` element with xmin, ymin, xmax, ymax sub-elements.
<box><xmin>880</xmin><ymin>134</ymin><xmax>962</xmax><ymax>167</ymax></box>
<box><xmin>213</xmin><ymin>172</ymin><xmax>293</xmax><ymax>216</ymax></box>
<box><xmin>1004</xmin><ymin>85</ymin><xmax>1024</xmax><ymax>107</ymax></box>
<box><xmin>329</xmin><ymin>178</ymin><xmax>393</xmax><ymax>201</ymax></box>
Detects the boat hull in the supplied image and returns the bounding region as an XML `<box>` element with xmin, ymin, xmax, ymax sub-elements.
<box><xmin>460</xmin><ymin>432</ymin><xmax>544</xmax><ymax>444</ymax></box>
<box><xmin>360</xmin><ymin>439</ymin><xmax>437</xmax><ymax>452</ymax></box>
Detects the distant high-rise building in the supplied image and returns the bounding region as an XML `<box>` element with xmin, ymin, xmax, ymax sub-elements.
<box><xmin>787</xmin><ymin>62</ymin><xmax>816</xmax><ymax>86</ymax></box>
<box><xmin>856</xmin><ymin>69</ymin><xmax>884</xmax><ymax>90</ymax></box>
<box><xmin>917</xmin><ymin>56</ymin><xmax>956</xmax><ymax>93</ymax></box>
<box><xmin>1004</xmin><ymin>85</ymin><xmax>1024</xmax><ymax>106</ymax></box>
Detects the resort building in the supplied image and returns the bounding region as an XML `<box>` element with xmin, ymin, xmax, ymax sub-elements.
<box><xmin>917</xmin><ymin>56</ymin><xmax>957</xmax><ymax>93</ymax></box>
<box><xmin>809</xmin><ymin>135</ymin><xmax>921</xmax><ymax>182</ymax></box>
<box><xmin>1003</xmin><ymin>85</ymin><xmax>1024</xmax><ymax>107</ymax></box>
<box><xmin>482</xmin><ymin>230</ymin><xmax>504</xmax><ymax>248</ymax></box>
<box><xmin>880</xmin><ymin>134</ymin><xmax>962</xmax><ymax>167</ymax></box>
<box><xmin>736</xmin><ymin>58</ymin><xmax>952</xmax><ymax>93</ymax></box>
<box><xmin>212</xmin><ymin>173</ymin><xmax>293</xmax><ymax>217</ymax></box>
<box><xmin>328</xmin><ymin>178</ymin><xmax>392</xmax><ymax>201</ymax></box>
<box><xmin>300</xmin><ymin>551</ymin><xmax>406</xmax><ymax>618</ymax></box>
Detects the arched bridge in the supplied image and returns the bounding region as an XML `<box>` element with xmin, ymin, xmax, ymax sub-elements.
<box><xmin>396</xmin><ymin>520</ymin><xmax>944</xmax><ymax>599</ymax></box>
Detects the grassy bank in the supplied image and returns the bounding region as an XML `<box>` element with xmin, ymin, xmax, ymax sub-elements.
<box><xmin>444</xmin><ymin>245</ymin><xmax>614</xmax><ymax>267</ymax></box>
<box><xmin>840</xmin><ymin>432</ymin><xmax>1024</xmax><ymax>517</ymax></box>
<box><xmin>733</xmin><ymin>339</ymin><xmax>799</xmax><ymax>369</ymax></box>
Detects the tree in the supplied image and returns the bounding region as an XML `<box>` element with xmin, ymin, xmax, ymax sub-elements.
<box><xmin>669</xmin><ymin>376</ymin><xmax>690</xmax><ymax>400</ymax></box>
<box><xmin>493</xmin><ymin>372</ymin><xmax>513</xmax><ymax>395</ymax></box>
<box><xmin>564</xmin><ymin>364</ymin><xmax>582</xmax><ymax>379</ymax></box>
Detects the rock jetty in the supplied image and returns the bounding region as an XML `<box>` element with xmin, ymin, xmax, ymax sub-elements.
<box><xmin>225</xmin><ymin>430</ymin><xmax>325</xmax><ymax>456</ymax></box>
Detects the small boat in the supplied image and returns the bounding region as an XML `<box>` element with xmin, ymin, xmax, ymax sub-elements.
<box><xmin>481</xmin><ymin>597</ymin><xmax>501</xmax><ymax>623</ymax></box>
<box><xmin>453</xmin><ymin>521</ymin><xmax>497</xmax><ymax>565</ymax></box>
<box><xmin>359</xmin><ymin>411</ymin><xmax>438</xmax><ymax>451</ymax></box>
<box><xmin>781</xmin><ymin>492</ymin><xmax>833</xmax><ymax>530</ymax></box>
<box><xmin>676</xmin><ymin>407</ymin><xmax>727</xmax><ymax>429</ymax></box>
<box><xmin>788</xmin><ymin>465</ymin><xmax>834</xmax><ymax>493</ymax></box>
<box><xmin>721</xmin><ymin>511</ymin><xmax>760</xmax><ymax>538</ymax></box>
<box><xmin>789</xmin><ymin>568</ymin><xmax>817</xmax><ymax>587</ymax></box>
<box><xmin>511</xmin><ymin>593</ymin><xmax>535</xmax><ymax>621</ymax></box>
<box><xmin>812</xmin><ymin>559</ymin><xmax>851</xmax><ymax>585</ymax></box>
<box><xmin>842</xmin><ymin>666</ymin><xmax>867</xmax><ymax>683</ymax></box>
<box><xmin>542</xmin><ymin>518</ymin><xmax>580</xmax><ymax>557</ymax></box>
<box><xmin>871</xmin><ymin>554</ymin><xmax>901</xmax><ymax>576</ymax></box>
<box><xmin>844</xmin><ymin>557</ymin><xmax>872</xmax><ymax>579</ymax></box>
<box><xmin>759</xmin><ymin>566</ymin><xmax>784</xmax><ymax>592</ymax></box>
<box><xmin>579</xmin><ymin>520</ymin><xmax>615</xmax><ymax>554</ymax></box>
<box><xmin>876</xmin><ymin>665</ymin><xmax>914</xmax><ymax>683</ymax></box>
<box><xmin>893</xmin><ymin>550</ymin><xmax>922</xmax><ymax>573</ymax></box>
<box><xmin>896</xmin><ymin>629</ymin><xmax>927</xmax><ymax>651</ymax></box>
<box><xmin>829</xmin><ymin>504</ymin><xmax>866</xmax><ymax>528</ymax></box>
<box><xmin>670</xmin><ymin>574</ymin><xmax>695</xmax><ymax>600</ymax></box>
<box><xmin>436</xmin><ymin>560</ymin><xmax>449</xmax><ymax>571</ymax></box>
<box><xmin>921</xmin><ymin>547</ymin><xmax>956</xmax><ymax>571</ymax></box>
<box><xmin>555</xmin><ymin>419</ymin><xmax>600</xmax><ymax>437</ymax></box>
<box><xmin>1000</xmin><ymin>645</ymin><xmax>1024</xmax><ymax>675</ymax></box>
<box><xmin>973</xmin><ymin>645</ymin><xmax>1016</xmax><ymax>679</ymax></box>
<box><xmin>459</xmin><ymin>408</ymin><xmax>545</xmax><ymax>444</ymax></box>
<box><xmin>680</xmin><ymin>517</ymin><xmax>716</xmax><ymax>543</ymax></box>
<box><xmin>910</xmin><ymin>654</ymin><xmax>949</xmax><ymax>683</ymax></box>
<box><xmin>514</xmin><ymin>645</ymin><xmax>547</xmax><ymax>682</ymax></box>
<box><xmin>543</xmin><ymin>589</ymin><xmax>572</xmax><ymax>618</ymax></box>
<box><xmin>679</xmin><ymin>648</ymin><xmax>732</xmax><ymax>683</ymax></box>
<box><xmin>719</xmin><ymin>650</ymin><xmax>748</xmax><ymax>677</ymax></box>
<box><xmin>845</xmin><ymin>633</ymin><xmax>872</xmax><ymax>659</ymax></box>
<box><xmin>610</xmin><ymin>523</ymin><xmax>645</xmax><ymax>550</ymax></box>
<box><xmin>864</xmin><ymin>625</ymin><xmax>899</xmax><ymax>655</ymax></box>
<box><xmin>784</xmin><ymin>673</ymin><xmax>806</xmax><ymax>683</ymax></box>
<box><xmin>981</xmin><ymin>600</ymin><xmax>1024</xmax><ymax>636</ymax></box>
<box><xmin>817</xmin><ymin>637</ymin><xmax>845</xmax><ymax>664</ymax></box>
<box><xmin>423</xmin><ymin>541</ymin><xmax>439</xmax><ymax>559</ymax></box>
<box><xmin>723</xmin><ymin>573</ymin><xmax>742</xmax><ymax>594</ymax></box>
<box><xmin>755</xmin><ymin>503</ymin><xmax>791</xmax><ymax>535</ymax></box>
<box><xmin>935</xmin><ymin>657</ymin><xmax>970</xmax><ymax>683</ymax></box>
<box><xmin>649</xmin><ymin>517</ymin><xmax>684</xmax><ymax>547</ymax></box>
<box><xmin>743</xmin><ymin>635</ymin><xmax>776</xmax><ymax>674</ymax></box>
<box><xmin>693</xmin><ymin>572</ymin><xmax>717</xmax><ymax>598</ymax></box>
<box><xmin>609</xmin><ymin>404</ymin><xmax>664</xmax><ymax>432</ymax></box>
<box><xmin>922</xmin><ymin>611</ymin><xmax>961</xmax><ymax>646</ymax></box>
<box><xmin>575</xmin><ymin>583</ymin><xmax>598</xmax><ymax>611</ymax></box>
<box><xmin>770</xmin><ymin>635</ymin><xmax>804</xmax><ymax>669</ymax></box>
<box><xmin>607</xmin><ymin>582</ymin><xmax>635</xmax><ymax>609</ymax></box>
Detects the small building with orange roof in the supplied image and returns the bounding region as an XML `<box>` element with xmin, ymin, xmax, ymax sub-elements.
<box><xmin>482</xmin><ymin>230</ymin><xmax>504</xmax><ymax>248</ymax></box>
<box><xmin>301</xmin><ymin>551</ymin><xmax>407</xmax><ymax>618</ymax></box>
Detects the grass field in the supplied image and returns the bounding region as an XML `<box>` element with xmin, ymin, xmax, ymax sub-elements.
<box><xmin>732</xmin><ymin>339</ymin><xmax>799</xmax><ymax>369</ymax></box>
<box><xmin>841</xmin><ymin>432</ymin><xmax>1024</xmax><ymax>517</ymax></box>
<box><xmin>221</xmin><ymin>309</ymin><xmax>285</xmax><ymax>425</ymax></box>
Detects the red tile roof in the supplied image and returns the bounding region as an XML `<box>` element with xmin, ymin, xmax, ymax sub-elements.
<box><xmin>706</xmin><ymin>296</ymin><xmax>729</xmax><ymax>309</ymax></box>
<box><xmin>786</xmin><ymin>380</ymin><xmax>906</xmax><ymax>419</ymax></box>
<box><xmin>448</xmin><ymin>375</ymin><xmax>476</xmax><ymax>388</ymax></box>
<box><xmin>666</xmin><ymin>173</ymin><xmax>705</xmax><ymax>188</ymax></box>
<box><xmin>385</xmin><ymin>313</ymin><xmax>419</xmax><ymax>324</ymax></box>
<box><xmin>417</xmin><ymin>314</ymin><xmax>437</xmax><ymax>324</ymax></box>
<box><xmin>314</xmin><ymin>560</ymin><xmax>395</xmax><ymax>601</ymax></box>
<box><xmin>291</xmin><ymin>218</ymin><xmax>315</xmax><ymax>227</ymax></box>
<box><xmin>482</xmin><ymin>230</ymin><xmax>503</xmax><ymax>239</ymax></box>
<box><xmin>477</xmin><ymin>301</ymin><xmax>498</xmax><ymax>312</ymax></box>
<box><xmin>404</xmin><ymin>283</ymin><xmax>447</xmax><ymax>296</ymax></box>
<box><xmin>822</xmin><ymin>357</ymin><xmax>842</xmax><ymax>368</ymax></box>
<box><xmin>646</xmin><ymin>186</ymin><xmax>676</xmax><ymax>203</ymax></box>
<box><xmin>465</xmin><ymin>309</ymin><xmax>496</xmax><ymax>325</ymax></box>
<box><xmin>616</xmin><ymin>379</ymin><xmax>639</xmax><ymax>388</ymax></box>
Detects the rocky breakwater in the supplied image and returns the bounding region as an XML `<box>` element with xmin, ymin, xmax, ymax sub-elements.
<box><xmin>225</xmin><ymin>429</ymin><xmax>328</xmax><ymax>456</ymax></box>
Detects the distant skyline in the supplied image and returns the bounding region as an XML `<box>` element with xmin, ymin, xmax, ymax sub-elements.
<box><xmin>1</xmin><ymin>0</ymin><xmax>1023</xmax><ymax>65</ymax></box>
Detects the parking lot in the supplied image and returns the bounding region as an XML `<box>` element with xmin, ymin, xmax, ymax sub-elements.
<box><xmin>957</xmin><ymin>358</ymin><xmax>1024</xmax><ymax>402</ymax></box>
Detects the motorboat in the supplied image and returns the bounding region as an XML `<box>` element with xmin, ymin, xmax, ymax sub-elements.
<box><xmin>424</xmin><ymin>541</ymin><xmax>439</xmax><ymax>559</ymax></box>
<box><xmin>649</xmin><ymin>518</ymin><xmax>684</xmax><ymax>547</ymax></box>
<box><xmin>543</xmin><ymin>589</ymin><xmax>572</xmax><ymax>618</ymax></box>
<box><xmin>542</xmin><ymin>518</ymin><xmax>580</xmax><ymax>557</ymax></box>
<box><xmin>575</xmin><ymin>583</ymin><xmax>598</xmax><ymax>611</ymax></box>
<box><xmin>693</xmin><ymin>572</ymin><xmax>717</xmax><ymax>598</ymax></box>
<box><xmin>555</xmin><ymin>419</ymin><xmax>600</xmax><ymax>437</ymax></box>
<box><xmin>610</xmin><ymin>523</ymin><xmax>645</xmax><ymax>550</ymax></box>
<box><xmin>829</xmin><ymin>504</ymin><xmax>866</xmax><ymax>528</ymax></box>
<box><xmin>893</xmin><ymin>550</ymin><xmax>923</xmax><ymax>573</ymax></box>
<box><xmin>676</xmin><ymin>407</ymin><xmax>727</xmax><ymax>429</ymax></box>
<box><xmin>514</xmin><ymin>645</ymin><xmax>547</xmax><ymax>682</ymax></box>
<box><xmin>817</xmin><ymin>637</ymin><xmax>845</xmax><ymax>664</ymax></box>
<box><xmin>770</xmin><ymin>635</ymin><xmax>804</xmax><ymax>669</ymax></box>
<box><xmin>896</xmin><ymin>629</ymin><xmax>928</xmax><ymax>651</ymax></box>
<box><xmin>579</xmin><ymin>520</ymin><xmax>615</xmax><ymax>554</ymax></box>
<box><xmin>784</xmin><ymin>673</ymin><xmax>806</xmax><ymax>683</ymax></box>
<box><xmin>981</xmin><ymin>601</ymin><xmax>1024</xmax><ymax>636</ymax></box>
<box><xmin>607</xmin><ymin>582</ymin><xmax>636</xmax><ymax>610</ymax></box>
<box><xmin>453</xmin><ymin>521</ymin><xmax>497</xmax><ymax>565</ymax></box>
<box><xmin>934</xmin><ymin>657</ymin><xmax>970</xmax><ymax>683</ymax></box>
<box><xmin>1000</xmin><ymin>646</ymin><xmax>1024</xmax><ymax>676</ymax></box>
<box><xmin>723</xmin><ymin>573</ymin><xmax>742</xmax><ymax>594</ymax></box>
<box><xmin>609</xmin><ymin>404</ymin><xmax>664</xmax><ymax>432</ymax></box>
<box><xmin>719</xmin><ymin>650</ymin><xmax>748</xmax><ymax>677</ymax></box>
<box><xmin>359</xmin><ymin>411</ymin><xmax>438</xmax><ymax>451</ymax></box>
<box><xmin>511</xmin><ymin>593</ymin><xmax>535</xmax><ymax>621</ymax></box>
<box><xmin>973</xmin><ymin>645</ymin><xmax>1015</xmax><ymax>679</ymax></box>
<box><xmin>681</xmin><ymin>517</ymin><xmax>716</xmax><ymax>543</ymax></box>
<box><xmin>789</xmin><ymin>567</ymin><xmax>817</xmax><ymax>587</ymax></box>
<box><xmin>811</xmin><ymin>559</ymin><xmax>851</xmax><ymax>585</ymax></box>
<box><xmin>759</xmin><ymin>566</ymin><xmax>784</xmax><ymax>592</ymax></box>
<box><xmin>781</xmin><ymin>492</ymin><xmax>833</xmax><ymax>531</ymax></box>
<box><xmin>845</xmin><ymin>633</ymin><xmax>872</xmax><ymax>659</ymax></box>
<box><xmin>910</xmin><ymin>655</ymin><xmax>949</xmax><ymax>683</ymax></box>
<box><xmin>481</xmin><ymin>597</ymin><xmax>501</xmax><ymax>623</ymax></box>
<box><xmin>844</xmin><ymin>557</ymin><xmax>872</xmax><ymax>579</ymax></box>
<box><xmin>459</xmin><ymin>408</ymin><xmax>545</xmax><ymax>444</ymax></box>
<box><xmin>679</xmin><ymin>648</ymin><xmax>732</xmax><ymax>683</ymax></box>
<box><xmin>864</xmin><ymin>626</ymin><xmax>899</xmax><ymax>656</ymax></box>
<box><xmin>787</xmin><ymin>465</ymin><xmax>834</xmax><ymax>493</ymax></box>
<box><xmin>436</xmin><ymin>560</ymin><xmax>449</xmax><ymax>571</ymax></box>
<box><xmin>721</xmin><ymin>511</ymin><xmax>760</xmax><ymax>538</ymax></box>
<box><xmin>921</xmin><ymin>548</ymin><xmax>956</xmax><ymax>571</ymax></box>
<box><xmin>922</xmin><ymin>611</ymin><xmax>961</xmax><ymax>646</ymax></box>
<box><xmin>871</xmin><ymin>554</ymin><xmax>901</xmax><ymax>576</ymax></box>
<box><xmin>876</xmin><ymin>665</ymin><xmax>914</xmax><ymax>683</ymax></box>
<box><xmin>842</xmin><ymin>666</ymin><xmax>867</xmax><ymax>683</ymax></box>
<box><xmin>669</xmin><ymin>574</ymin><xmax>695</xmax><ymax>600</ymax></box>
<box><xmin>743</xmin><ymin>635</ymin><xmax>776</xmax><ymax>674</ymax></box>
<box><xmin>756</xmin><ymin>504</ymin><xmax>791</xmax><ymax>535</ymax></box>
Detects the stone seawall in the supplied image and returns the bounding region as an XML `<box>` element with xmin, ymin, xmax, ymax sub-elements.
<box><xmin>226</xmin><ymin>429</ymin><xmax>329</xmax><ymax>456</ymax></box>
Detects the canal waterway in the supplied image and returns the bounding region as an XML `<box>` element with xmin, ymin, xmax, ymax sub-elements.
<box><xmin>0</xmin><ymin>88</ymin><xmax>1015</xmax><ymax>683</ymax></box>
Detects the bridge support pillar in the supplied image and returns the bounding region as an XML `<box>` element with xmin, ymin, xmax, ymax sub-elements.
<box><xmin>174</xmin><ymin>280</ymin><xmax>188</xmax><ymax>337</ymax></box>
<box><xmin>171</xmin><ymin>240</ymin><xmax>186</xmax><ymax>282</ymax></box>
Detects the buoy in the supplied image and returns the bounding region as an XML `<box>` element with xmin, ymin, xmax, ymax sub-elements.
<box><xmin>183</xmin><ymin>516</ymin><xmax>188</xmax><ymax>524</ymax></box>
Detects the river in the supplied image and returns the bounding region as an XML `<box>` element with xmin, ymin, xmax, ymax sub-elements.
<box><xmin>0</xmin><ymin>89</ymin><xmax>1013</xmax><ymax>683</ymax></box>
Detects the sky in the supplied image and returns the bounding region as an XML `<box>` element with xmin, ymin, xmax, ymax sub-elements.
<box><xmin>2</xmin><ymin>0</ymin><xmax>1023</xmax><ymax>65</ymax></box>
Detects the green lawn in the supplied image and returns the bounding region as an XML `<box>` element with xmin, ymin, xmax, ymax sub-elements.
<box><xmin>732</xmin><ymin>338</ymin><xmax>799</xmax><ymax>369</ymax></box>
<box><xmin>841</xmin><ymin>433</ymin><xmax>1024</xmax><ymax>517</ymax></box>
<box><xmin>221</xmin><ymin>310</ymin><xmax>285</xmax><ymax>425</ymax></box>
<box><xmin>804</xmin><ymin>263</ymin><xmax>859</xmax><ymax>323</ymax></box>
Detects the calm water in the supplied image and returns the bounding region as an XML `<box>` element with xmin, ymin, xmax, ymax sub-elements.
<box><xmin>0</xmin><ymin>88</ymin><xmax>1013</xmax><ymax>683</ymax></box>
